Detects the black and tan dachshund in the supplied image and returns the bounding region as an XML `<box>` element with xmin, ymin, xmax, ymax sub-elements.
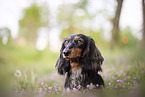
<box><xmin>56</xmin><ymin>34</ymin><xmax>104</xmax><ymax>90</ymax></box>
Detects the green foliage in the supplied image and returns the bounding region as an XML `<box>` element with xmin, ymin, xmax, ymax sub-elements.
<box><xmin>75</xmin><ymin>0</ymin><xmax>88</xmax><ymax>9</ymax></box>
<box><xmin>19</xmin><ymin>4</ymin><xmax>41</xmax><ymax>45</ymax></box>
<box><xmin>19</xmin><ymin>3</ymin><xmax>49</xmax><ymax>45</ymax></box>
<box><xmin>58</xmin><ymin>2</ymin><xmax>90</xmax><ymax>40</ymax></box>
<box><xmin>0</xmin><ymin>27</ymin><xmax>11</xmax><ymax>38</ymax></box>
<box><xmin>60</xmin><ymin>26</ymin><xmax>83</xmax><ymax>39</ymax></box>
<box><xmin>119</xmin><ymin>27</ymin><xmax>140</xmax><ymax>48</ymax></box>
<box><xmin>39</xmin><ymin>3</ymin><xmax>50</xmax><ymax>27</ymax></box>
<box><xmin>0</xmin><ymin>44</ymin><xmax>58</xmax><ymax>81</ymax></box>
<box><xmin>88</xmin><ymin>31</ymin><xmax>106</xmax><ymax>47</ymax></box>
<box><xmin>0</xmin><ymin>27</ymin><xmax>11</xmax><ymax>44</ymax></box>
<box><xmin>19</xmin><ymin>4</ymin><xmax>41</xmax><ymax>34</ymax></box>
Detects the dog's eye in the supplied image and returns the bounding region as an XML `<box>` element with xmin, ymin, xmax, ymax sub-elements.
<box><xmin>77</xmin><ymin>40</ymin><xmax>83</xmax><ymax>44</ymax></box>
<box><xmin>64</xmin><ymin>40</ymin><xmax>69</xmax><ymax>44</ymax></box>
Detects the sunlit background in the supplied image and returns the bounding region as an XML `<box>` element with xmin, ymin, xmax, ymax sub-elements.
<box><xmin>0</xmin><ymin>0</ymin><xmax>145</xmax><ymax>97</ymax></box>
<box><xmin>0</xmin><ymin>0</ymin><xmax>143</xmax><ymax>50</ymax></box>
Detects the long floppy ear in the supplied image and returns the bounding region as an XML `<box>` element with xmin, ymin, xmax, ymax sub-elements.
<box><xmin>81</xmin><ymin>38</ymin><xmax>104</xmax><ymax>72</ymax></box>
<box><xmin>55</xmin><ymin>43</ymin><xmax>70</xmax><ymax>75</ymax></box>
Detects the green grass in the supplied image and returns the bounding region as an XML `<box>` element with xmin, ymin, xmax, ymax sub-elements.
<box><xmin>0</xmin><ymin>44</ymin><xmax>145</xmax><ymax>97</ymax></box>
<box><xmin>0</xmin><ymin>44</ymin><xmax>58</xmax><ymax>75</ymax></box>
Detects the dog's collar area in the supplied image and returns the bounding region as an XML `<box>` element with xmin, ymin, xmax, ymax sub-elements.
<box><xmin>70</xmin><ymin>59</ymin><xmax>81</xmax><ymax>72</ymax></box>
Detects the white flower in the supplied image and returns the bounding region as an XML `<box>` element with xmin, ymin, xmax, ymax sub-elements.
<box><xmin>48</xmin><ymin>87</ymin><xmax>52</xmax><ymax>90</ymax></box>
<box><xmin>14</xmin><ymin>70</ymin><xmax>21</xmax><ymax>77</ymax></box>
<box><xmin>66</xmin><ymin>88</ymin><xmax>70</xmax><ymax>93</ymax></box>
<box><xmin>86</xmin><ymin>83</ymin><xmax>95</xmax><ymax>89</ymax></box>
<box><xmin>89</xmin><ymin>83</ymin><xmax>95</xmax><ymax>89</ymax></box>
<box><xmin>73</xmin><ymin>88</ymin><xmax>78</xmax><ymax>92</ymax></box>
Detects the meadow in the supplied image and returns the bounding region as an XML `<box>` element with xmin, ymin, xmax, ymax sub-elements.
<box><xmin>0</xmin><ymin>43</ymin><xmax>145</xmax><ymax>97</ymax></box>
<box><xmin>0</xmin><ymin>0</ymin><xmax>144</xmax><ymax>97</ymax></box>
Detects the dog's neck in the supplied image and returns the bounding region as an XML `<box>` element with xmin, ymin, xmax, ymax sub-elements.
<box><xmin>70</xmin><ymin>59</ymin><xmax>81</xmax><ymax>72</ymax></box>
<box><xmin>69</xmin><ymin>59</ymin><xmax>82</xmax><ymax>89</ymax></box>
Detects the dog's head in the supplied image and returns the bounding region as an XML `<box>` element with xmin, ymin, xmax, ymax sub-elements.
<box><xmin>56</xmin><ymin>34</ymin><xmax>104</xmax><ymax>75</ymax></box>
<box><xmin>62</xmin><ymin>34</ymin><xmax>87</xmax><ymax>60</ymax></box>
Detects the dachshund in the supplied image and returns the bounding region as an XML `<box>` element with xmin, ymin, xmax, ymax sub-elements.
<box><xmin>56</xmin><ymin>34</ymin><xmax>104</xmax><ymax>90</ymax></box>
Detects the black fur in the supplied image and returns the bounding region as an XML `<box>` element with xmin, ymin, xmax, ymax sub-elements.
<box><xmin>56</xmin><ymin>34</ymin><xmax>104</xmax><ymax>90</ymax></box>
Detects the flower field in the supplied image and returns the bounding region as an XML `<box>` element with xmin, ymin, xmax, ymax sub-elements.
<box><xmin>0</xmin><ymin>44</ymin><xmax>145</xmax><ymax>97</ymax></box>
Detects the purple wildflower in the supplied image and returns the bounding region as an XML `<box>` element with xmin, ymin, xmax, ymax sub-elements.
<box><xmin>112</xmin><ymin>76</ymin><xmax>116</xmax><ymax>79</ymax></box>
<box><xmin>115</xmin><ymin>86</ymin><xmax>118</xmax><ymax>88</ymax></box>
<box><xmin>66</xmin><ymin>88</ymin><xmax>70</xmax><ymax>93</ymax></box>
<box><xmin>22</xmin><ymin>89</ymin><xmax>24</xmax><ymax>91</ymax></box>
<box><xmin>77</xmin><ymin>85</ymin><xmax>81</xmax><ymax>89</ymax></box>
<box><xmin>142</xmin><ymin>70</ymin><xmax>144</xmax><ymax>74</ymax></box>
<box><xmin>39</xmin><ymin>88</ymin><xmax>42</xmax><ymax>94</ymax></box>
<box><xmin>104</xmin><ymin>75</ymin><xmax>108</xmax><ymax>80</ymax></box>
<box><xmin>124</xmin><ymin>73</ymin><xmax>126</xmax><ymax>75</ymax></box>
<box><xmin>53</xmin><ymin>87</ymin><xmax>57</xmax><ymax>91</ymax></box>
<box><xmin>86</xmin><ymin>83</ymin><xmax>95</xmax><ymax>89</ymax></box>
<box><xmin>21</xmin><ymin>89</ymin><xmax>24</xmax><ymax>94</ymax></box>
<box><xmin>123</xmin><ymin>86</ymin><xmax>125</xmax><ymax>88</ymax></box>
<box><xmin>117</xmin><ymin>80</ymin><xmax>120</xmax><ymax>82</ymax></box>
<box><xmin>41</xmin><ymin>82</ymin><xmax>44</xmax><ymax>86</ymax></box>
<box><xmin>98</xmin><ymin>71</ymin><xmax>101</xmax><ymax>74</ymax></box>
<box><xmin>119</xmin><ymin>80</ymin><xmax>123</xmax><ymax>83</ymax></box>
<box><xmin>86</xmin><ymin>85</ymin><xmax>90</xmax><ymax>88</ymax></box>
<box><xmin>44</xmin><ymin>88</ymin><xmax>47</xmax><ymax>90</ymax></box>
<box><xmin>48</xmin><ymin>91</ymin><xmax>51</xmax><ymax>93</ymax></box>
<box><xmin>133</xmin><ymin>80</ymin><xmax>136</xmax><ymax>84</ymax></box>
<box><xmin>112</xmin><ymin>67</ymin><xmax>116</xmax><ymax>70</ymax></box>
<box><xmin>108</xmin><ymin>83</ymin><xmax>111</xmax><ymax>85</ymax></box>
<box><xmin>96</xmin><ymin>84</ymin><xmax>99</xmax><ymax>87</ymax></box>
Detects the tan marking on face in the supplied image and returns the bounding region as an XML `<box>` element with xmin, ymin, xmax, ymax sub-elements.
<box><xmin>69</xmin><ymin>48</ymin><xmax>82</xmax><ymax>58</ymax></box>
<box><xmin>63</xmin><ymin>48</ymin><xmax>82</xmax><ymax>59</ymax></box>
<box><xmin>67</xmin><ymin>37</ymin><xmax>71</xmax><ymax>40</ymax></box>
<box><xmin>75</xmin><ymin>36</ymin><xmax>79</xmax><ymax>40</ymax></box>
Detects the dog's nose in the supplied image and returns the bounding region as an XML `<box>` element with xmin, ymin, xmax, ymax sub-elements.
<box><xmin>63</xmin><ymin>50</ymin><xmax>71</xmax><ymax>56</ymax></box>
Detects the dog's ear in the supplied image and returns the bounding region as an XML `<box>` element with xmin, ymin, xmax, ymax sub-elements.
<box><xmin>56</xmin><ymin>42</ymin><xmax>70</xmax><ymax>75</ymax></box>
<box><xmin>81</xmin><ymin>38</ymin><xmax>104</xmax><ymax>72</ymax></box>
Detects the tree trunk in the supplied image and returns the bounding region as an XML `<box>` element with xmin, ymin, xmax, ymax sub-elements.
<box><xmin>112</xmin><ymin>0</ymin><xmax>124</xmax><ymax>46</ymax></box>
<box><xmin>142</xmin><ymin>0</ymin><xmax>145</xmax><ymax>46</ymax></box>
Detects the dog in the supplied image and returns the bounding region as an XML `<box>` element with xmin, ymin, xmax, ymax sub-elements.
<box><xmin>56</xmin><ymin>34</ymin><xmax>104</xmax><ymax>90</ymax></box>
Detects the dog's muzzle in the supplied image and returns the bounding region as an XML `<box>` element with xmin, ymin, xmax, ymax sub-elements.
<box><xmin>63</xmin><ymin>49</ymin><xmax>71</xmax><ymax>56</ymax></box>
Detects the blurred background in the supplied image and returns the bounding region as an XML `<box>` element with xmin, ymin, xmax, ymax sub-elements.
<box><xmin>0</xmin><ymin>0</ymin><xmax>145</xmax><ymax>95</ymax></box>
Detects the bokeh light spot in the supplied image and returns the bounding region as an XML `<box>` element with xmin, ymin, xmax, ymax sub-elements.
<box><xmin>122</xmin><ymin>36</ymin><xmax>128</xmax><ymax>44</ymax></box>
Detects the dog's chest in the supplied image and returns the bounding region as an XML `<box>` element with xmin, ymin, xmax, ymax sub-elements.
<box><xmin>69</xmin><ymin>68</ymin><xmax>82</xmax><ymax>89</ymax></box>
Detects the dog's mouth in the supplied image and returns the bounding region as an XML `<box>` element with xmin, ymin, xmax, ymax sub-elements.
<box><xmin>63</xmin><ymin>55</ymin><xmax>80</xmax><ymax>60</ymax></box>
